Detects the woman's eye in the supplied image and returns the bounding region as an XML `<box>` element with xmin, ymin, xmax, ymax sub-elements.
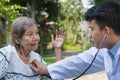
<box><xmin>90</xmin><ymin>28</ymin><xmax>93</xmax><ymax>31</ymax></box>
<box><xmin>36</xmin><ymin>32</ymin><xmax>39</xmax><ymax>34</ymax></box>
<box><xmin>28</xmin><ymin>33</ymin><xmax>32</xmax><ymax>36</ymax></box>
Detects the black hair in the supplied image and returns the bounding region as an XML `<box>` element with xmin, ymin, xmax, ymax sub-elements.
<box><xmin>85</xmin><ymin>1</ymin><xmax>120</xmax><ymax>35</ymax></box>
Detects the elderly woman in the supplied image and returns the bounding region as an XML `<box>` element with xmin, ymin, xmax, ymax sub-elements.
<box><xmin>0</xmin><ymin>16</ymin><xmax>64</xmax><ymax>80</ymax></box>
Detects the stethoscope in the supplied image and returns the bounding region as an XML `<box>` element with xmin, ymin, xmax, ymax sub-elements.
<box><xmin>73</xmin><ymin>32</ymin><xmax>107</xmax><ymax>80</ymax></box>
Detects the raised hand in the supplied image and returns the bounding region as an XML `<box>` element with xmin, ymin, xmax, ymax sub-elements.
<box><xmin>52</xmin><ymin>30</ymin><xmax>65</xmax><ymax>61</ymax></box>
<box><xmin>51</xmin><ymin>30</ymin><xmax>65</xmax><ymax>49</ymax></box>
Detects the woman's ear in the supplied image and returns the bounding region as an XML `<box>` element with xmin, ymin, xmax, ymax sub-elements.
<box><xmin>13</xmin><ymin>34</ymin><xmax>20</xmax><ymax>44</ymax></box>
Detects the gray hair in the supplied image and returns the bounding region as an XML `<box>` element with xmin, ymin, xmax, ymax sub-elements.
<box><xmin>11</xmin><ymin>16</ymin><xmax>36</xmax><ymax>48</ymax></box>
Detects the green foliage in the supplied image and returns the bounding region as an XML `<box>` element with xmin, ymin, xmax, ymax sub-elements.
<box><xmin>0</xmin><ymin>0</ymin><xmax>26</xmax><ymax>22</ymax></box>
<box><xmin>0</xmin><ymin>27</ymin><xmax>10</xmax><ymax>46</ymax></box>
<box><xmin>0</xmin><ymin>0</ymin><xmax>26</xmax><ymax>47</ymax></box>
<box><xmin>80</xmin><ymin>40</ymin><xmax>93</xmax><ymax>51</ymax></box>
<box><xmin>43</xmin><ymin>56</ymin><xmax>55</xmax><ymax>64</ymax></box>
<box><xmin>10</xmin><ymin>0</ymin><xmax>61</xmax><ymax>21</ymax></box>
<box><xmin>63</xmin><ymin>44</ymin><xmax>81</xmax><ymax>51</ymax></box>
<box><xmin>60</xmin><ymin>0</ymin><xmax>83</xmax><ymax>20</ymax></box>
<box><xmin>63</xmin><ymin>40</ymin><xmax>93</xmax><ymax>52</ymax></box>
<box><xmin>56</xmin><ymin>0</ymin><xmax>85</xmax><ymax>50</ymax></box>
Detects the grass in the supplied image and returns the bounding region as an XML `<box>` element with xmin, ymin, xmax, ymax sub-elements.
<box><xmin>43</xmin><ymin>56</ymin><xmax>56</xmax><ymax>64</ymax></box>
<box><xmin>63</xmin><ymin>44</ymin><xmax>81</xmax><ymax>51</ymax></box>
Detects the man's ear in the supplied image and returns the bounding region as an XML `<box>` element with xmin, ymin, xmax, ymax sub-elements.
<box><xmin>104</xmin><ymin>26</ymin><xmax>111</xmax><ymax>36</ymax></box>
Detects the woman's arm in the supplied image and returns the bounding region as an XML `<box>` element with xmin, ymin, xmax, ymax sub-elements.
<box><xmin>51</xmin><ymin>30</ymin><xmax>65</xmax><ymax>61</ymax></box>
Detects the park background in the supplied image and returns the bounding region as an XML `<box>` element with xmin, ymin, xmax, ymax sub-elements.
<box><xmin>0</xmin><ymin>0</ymin><xmax>120</xmax><ymax>79</ymax></box>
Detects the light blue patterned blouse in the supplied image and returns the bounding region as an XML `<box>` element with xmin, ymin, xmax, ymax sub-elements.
<box><xmin>0</xmin><ymin>45</ymin><xmax>50</xmax><ymax>80</ymax></box>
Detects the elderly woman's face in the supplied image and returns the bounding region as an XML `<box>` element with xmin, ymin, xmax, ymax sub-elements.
<box><xmin>19</xmin><ymin>25</ymin><xmax>40</xmax><ymax>51</ymax></box>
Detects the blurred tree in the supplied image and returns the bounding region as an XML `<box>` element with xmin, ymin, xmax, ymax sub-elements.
<box><xmin>0</xmin><ymin>0</ymin><xmax>26</xmax><ymax>47</ymax></box>
<box><xmin>58</xmin><ymin>0</ymin><xmax>85</xmax><ymax>50</ymax></box>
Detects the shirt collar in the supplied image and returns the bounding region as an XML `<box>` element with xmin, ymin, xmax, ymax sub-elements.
<box><xmin>109</xmin><ymin>40</ymin><xmax>120</xmax><ymax>57</ymax></box>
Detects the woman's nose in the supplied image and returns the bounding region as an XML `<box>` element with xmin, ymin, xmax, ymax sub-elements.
<box><xmin>33</xmin><ymin>34</ymin><xmax>40</xmax><ymax>40</ymax></box>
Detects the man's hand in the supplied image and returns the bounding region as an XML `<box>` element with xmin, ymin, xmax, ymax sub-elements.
<box><xmin>30</xmin><ymin>59</ymin><xmax>48</xmax><ymax>74</ymax></box>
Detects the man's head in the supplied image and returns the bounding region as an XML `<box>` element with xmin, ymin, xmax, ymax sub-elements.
<box><xmin>85</xmin><ymin>1</ymin><xmax>120</xmax><ymax>49</ymax></box>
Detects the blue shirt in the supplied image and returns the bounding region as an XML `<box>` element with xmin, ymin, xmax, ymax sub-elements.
<box><xmin>48</xmin><ymin>41</ymin><xmax>120</xmax><ymax>80</ymax></box>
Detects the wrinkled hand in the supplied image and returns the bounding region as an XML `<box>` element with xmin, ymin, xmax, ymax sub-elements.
<box><xmin>30</xmin><ymin>59</ymin><xmax>48</xmax><ymax>74</ymax></box>
<box><xmin>52</xmin><ymin>30</ymin><xmax>65</xmax><ymax>48</ymax></box>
